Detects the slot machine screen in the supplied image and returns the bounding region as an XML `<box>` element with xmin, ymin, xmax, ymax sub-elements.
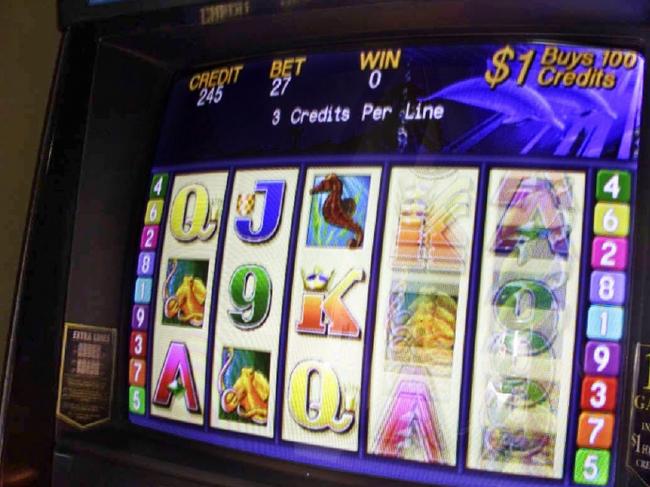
<box><xmin>125</xmin><ymin>41</ymin><xmax>644</xmax><ymax>486</ymax></box>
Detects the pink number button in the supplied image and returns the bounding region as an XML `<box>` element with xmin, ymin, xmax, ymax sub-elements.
<box><xmin>140</xmin><ymin>225</ymin><xmax>159</xmax><ymax>250</ymax></box>
<box><xmin>591</xmin><ymin>237</ymin><xmax>628</xmax><ymax>270</ymax></box>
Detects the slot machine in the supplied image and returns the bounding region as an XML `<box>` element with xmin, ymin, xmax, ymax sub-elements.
<box><xmin>3</xmin><ymin>1</ymin><xmax>650</xmax><ymax>486</ymax></box>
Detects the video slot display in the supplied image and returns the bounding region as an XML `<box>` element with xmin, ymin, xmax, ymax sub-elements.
<box><xmin>126</xmin><ymin>41</ymin><xmax>644</xmax><ymax>487</ymax></box>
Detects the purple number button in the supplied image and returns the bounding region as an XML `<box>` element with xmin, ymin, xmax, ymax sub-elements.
<box><xmin>591</xmin><ymin>237</ymin><xmax>628</xmax><ymax>270</ymax></box>
<box><xmin>131</xmin><ymin>304</ymin><xmax>149</xmax><ymax>330</ymax></box>
<box><xmin>137</xmin><ymin>251</ymin><xmax>155</xmax><ymax>276</ymax></box>
<box><xmin>140</xmin><ymin>225</ymin><xmax>159</xmax><ymax>250</ymax></box>
<box><xmin>590</xmin><ymin>271</ymin><xmax>626</xmax><ymax>305</ymax></box>
<box><xmin>584</xmin><ymin>341</ymin><xmax>620</xmax><ymax>376</ymax></box>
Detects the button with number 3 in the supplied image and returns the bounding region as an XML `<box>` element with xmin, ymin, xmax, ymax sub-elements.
<box><xmin>580</xmin><ymin>376</ymin><xmax>617</xmax><ymax>412</ymax></box>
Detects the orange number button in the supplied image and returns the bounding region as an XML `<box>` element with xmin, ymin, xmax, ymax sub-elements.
<box><xmin>577</xmin><ymin>412</ymin><xmax>614</xmax><ymax>449</ymax></box>
<box><xmin>129</xmin><ymin>358</ymin><xmax>146</xmax><ymax>387</ymax></box>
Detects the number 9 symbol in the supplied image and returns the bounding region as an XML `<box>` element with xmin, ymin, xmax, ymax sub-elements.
<box><xmin>228</xmin><ymin>264</ymin><xmax>272</xmax><ymax>330</ymax></box>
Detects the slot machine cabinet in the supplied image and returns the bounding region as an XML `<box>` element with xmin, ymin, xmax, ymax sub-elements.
<box><xmin>2</xmin><ymin>1</ymin><xmax>650</xmax><ymax>486</ymax></box>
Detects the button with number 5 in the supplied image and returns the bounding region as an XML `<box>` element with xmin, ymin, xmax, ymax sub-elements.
<box><xmin>574</xmin><ymin>448</ymin><xmax>610</xmax><ymax>485</ymax></box>
<box><xmin>580</xmin><ymin>376</ymin><xmax>617</xmax><ymax>412</ymax></box>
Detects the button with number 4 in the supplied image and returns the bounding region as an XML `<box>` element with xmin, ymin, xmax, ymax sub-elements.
<box><xmin>574</xmin><ymin>448</ymin><xmax>610</xmax><ymax>485</ymax></box>
<box><xmin>150</xmin><ymin>173</ymin><xmax>169</xmax><ymax>199</ymax></box>
<box><xmin>594</xmin><ymin>202</ymin><xmax>630</xmax><ymax>237</ymax></box>
<box><xmin>596</xmin><ymin>169</ymin><xmax>630</xmax><ymax>203</ymax></box>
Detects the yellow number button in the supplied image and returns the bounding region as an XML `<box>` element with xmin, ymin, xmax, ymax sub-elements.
<box><xmin>594</xmin><ymin>202</ymin><xmax>629</xmax><ymax>237</ymax></box>
<box><xmin>144</xmin><ymin>199</ymin><xmax>164</xmax><ymax>225</ymax></box>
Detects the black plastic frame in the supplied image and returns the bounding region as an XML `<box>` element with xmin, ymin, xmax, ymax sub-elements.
<box><xmin>5</xmin><ymin>2</ymin><xmax>650</xmax><ymax>486</ymax></box>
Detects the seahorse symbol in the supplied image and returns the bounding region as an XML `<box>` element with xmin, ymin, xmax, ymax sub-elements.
<box><xmin>310</xmin><ymin>173</ymin><xmax>364</xmax><ymax>248</ymax></box>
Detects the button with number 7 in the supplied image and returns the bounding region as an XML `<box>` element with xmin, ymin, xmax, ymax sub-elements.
<box><xmin>577</xmin><ymin>412</ymin><xmax>614</xmax><ymax>449</ymax></box>
<box><xmin>596</xmin><ymin>169</ymin><xmax>630</xmax><ymax>203</ymax></box>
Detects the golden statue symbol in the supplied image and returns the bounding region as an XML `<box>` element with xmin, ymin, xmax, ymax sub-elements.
<box><xmin>218</xmin><ymin>347</ymin><xmax>269</xmax><ymax>425</ymax></box>
<box><xmin>163</xmin><ymin>259</ymin><xmax>207</xmax><ymax>327</ymax></box>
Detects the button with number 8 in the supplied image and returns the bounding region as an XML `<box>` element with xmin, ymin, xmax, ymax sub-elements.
<box><xmin>596</xmin><ymin>169</ymin><xmax>630</xmax><ymax>203</ymax></box>
<box><xmin>589</xmin><ymin>271</ymin><xmax>626</xmax><ymax>305</ymax></box>
<box><xmin>594</xmin><ymin>202</ymin><xmax>630</xmax><ymax>237</ymax></box>
<box><xmin>574</xmin><ymin>448</ymin><xmax>610</xmax><ymax>485</ymax></box>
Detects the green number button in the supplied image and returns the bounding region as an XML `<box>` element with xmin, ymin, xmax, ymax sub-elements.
<box><xmin>597</xmin><ymin>170</ymin><xmax>631</xmax><ymax>202</ymax></box>
<box><xmin>150</xmin><ymin>173</ymin><xmax>169</xmax><ymax>199</ymax></box>
<box><xmin>144</xmin><ymin>199</ymin><xmax>164</xmax><ymax>225</ymax></box>
<box><xmin>129</xmin><ymin>386</ymin><xmax>146</xmax><ymax>414</ymax></box>
<box><xmin>574</xmin><ymin>448</ymin><xmax>610</xmax><ymax>485</ymax></box>
<box><xmin>594</xmin><ymin>202</ymin><xmax>630</xmax><ymax>237</ymax></box>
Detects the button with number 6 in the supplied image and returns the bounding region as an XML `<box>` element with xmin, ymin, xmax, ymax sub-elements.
<box><xmin>594</xmin><ymin>202</ymin><xmax>630</xmax><ymax>237</ymax></box>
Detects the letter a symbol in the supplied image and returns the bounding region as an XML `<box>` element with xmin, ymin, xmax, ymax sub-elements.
<box><xmin>152</xmin><ymin>342</ymin><xmax>201</xmax><ymax>413</ymax></box>
<box><xmin>235</xmin><ymin>180</ymin><xmax>286</xmax><ymax>243</ymax></box>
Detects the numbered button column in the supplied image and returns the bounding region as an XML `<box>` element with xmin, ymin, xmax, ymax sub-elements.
<box><xmin>129</xmin><ymin>173</ymin><xmax>169</xmax><ymax>416</ymax></box>
<box><xmin>576</xmin><ymin>169</ymin><xmax>631</xmax><ymax>485</ymax></box>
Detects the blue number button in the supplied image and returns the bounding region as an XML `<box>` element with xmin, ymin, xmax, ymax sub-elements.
<box><xmin>587</xmin><ymin>305</ymin><xmax>624</xmax><ymax>341</ymax></box>
<box><xmin>134</xmin><ymin>277</ymin><xmax>152</xmax><ymax>304</ymax></box>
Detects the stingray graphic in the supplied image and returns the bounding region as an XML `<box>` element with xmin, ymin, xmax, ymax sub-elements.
<box><xmin>419</xmin><ymin>77</ymin><xmax>565</xmax><ymax>130</ymax></box>
<box><xmin>543</xmin><ymin>88</ymin><xmax>617</xmax><ymax>119</ymax></box>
